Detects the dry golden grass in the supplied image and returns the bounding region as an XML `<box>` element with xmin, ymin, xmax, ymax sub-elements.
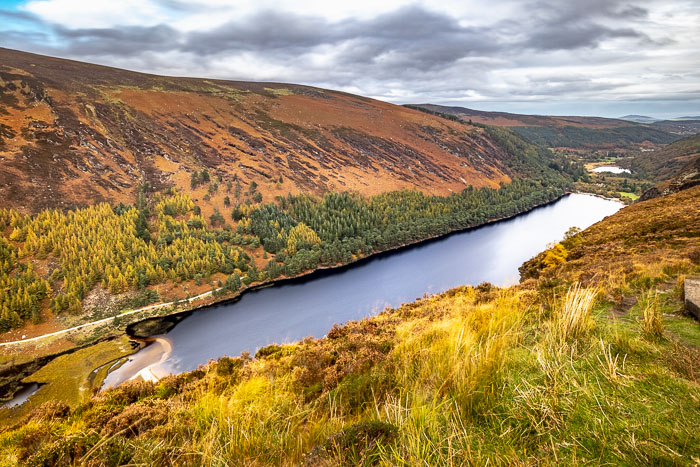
<box><xmin>553</xmin><ymin>283</ymin><xmax>597</xmax><ymax>343</ymax></box>
<box><xmin>640</xmin><ymin>291</ymin><xmax>665</xmax><ymax>341</ymax></box>
<box><xmin>1</xmin><ymin>189</ymin><xmax>699</xmax><ymax>465</ymax></box>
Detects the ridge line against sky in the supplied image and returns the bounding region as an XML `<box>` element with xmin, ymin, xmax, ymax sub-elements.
<box><xmin>1</xmin><ymin>0</ymin><xmax>699</xmax><ymax>118</ymax></box>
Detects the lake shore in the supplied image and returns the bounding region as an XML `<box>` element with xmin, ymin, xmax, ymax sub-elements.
<box><xmin>1</xmin><ymin>191</ymin><xmax>623</xmax><ymax>406</ymax></box>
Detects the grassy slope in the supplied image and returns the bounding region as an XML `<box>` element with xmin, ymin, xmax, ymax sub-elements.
<box><xmin>630</xmin><ymin>133</ymin><xmax>700</xmax><ymax>182</ymax></box>
<box><xmin>1</xmin><ymin>189</ymin><xmax>698</xmax><ymax>464</ymax></box>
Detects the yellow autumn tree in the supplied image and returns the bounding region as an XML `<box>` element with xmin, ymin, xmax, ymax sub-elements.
<box><xmin>287</xmin><ymin>223</ymin><xmax>321</xmax><ymax>256</ymax></box>
<box><xmin>542</xmin><ymin>243</ymin><xmax>568</xmax><ymax>269</ymax></box>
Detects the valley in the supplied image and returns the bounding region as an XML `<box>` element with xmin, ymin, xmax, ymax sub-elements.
<box><xmin>0</xmin><ymin>42</ymin><xmax>698</xmax><ymax>466</ymax></box>
<box><xmin>1</xmin><ymin>182</ymin><xmax>697</xmax><ymax>465</ymax></box>
<box><xmin>0</xmin><ymin>48</ymin><xmax>576</xmax><ymax>347</ymax></box>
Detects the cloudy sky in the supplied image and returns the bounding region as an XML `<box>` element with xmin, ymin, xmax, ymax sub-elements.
<box><xmin>1</xmin><ymin>0</ymin><xmax>699</xmax><ymax>118</ymax></box>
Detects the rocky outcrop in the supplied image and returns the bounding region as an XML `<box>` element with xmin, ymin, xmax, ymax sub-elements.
<box><xmin>685</xmin><ymin>276</ymin><xmax>700</xmax><ymax>321</ymax></box>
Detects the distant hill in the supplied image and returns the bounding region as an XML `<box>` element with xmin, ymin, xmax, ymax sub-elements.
<box><xmin>617</xmin><ymin>115</ymin><xmax>700</xmax><ymax>136</ymax></box>
<box><xmin>650</xmin><ymin>119</ymin><xmax>700</xmax><ymax>136</ymax></box>
<box><xmin>620</xmin><ymin>115</ymin><xmax>659</xmax><ymax>123</ymax></box>
<box><xmin>0</xmin><ymin>48</ymin><xmax>553</xmax><ymax>214</ymax></box>
<box><xmin>630</xmin><ymin>133</ymin><xmax>700</xmax><ymax>181</ymax></box>
<box><xmin>635</xmin><ymin>133</ymin><xmax>700</xmax><ymax>200</ymax></box>
<box><xmin>409</xmin><ymin>104</ymin><xmax>679</xmax><ymax>151</ymax></box>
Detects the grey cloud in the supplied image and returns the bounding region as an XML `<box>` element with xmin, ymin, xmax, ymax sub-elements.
<box><xmin>183</xmin><ymin>5</ymin><xmax>502</xmax><ymax>73</ymax></box>
<box><xmin>525</xmin><ymin>0</ymin><xmax>648</xmax><ymax>25</ymax></box>
<box><xmin>0</xmin><ymin>8</ymin><xmax>39</xmax><ymax>21</ymax></box>
<box><xmin>3</xmin><ymin>4</ymin><xmax>650</xmax><ymax>65</ymax></box>
<box><xmin>526</xmin><ymin>24</ymin><xmax>643</xmax><ymax>50</ymax></box>
<box><xmin>53</xmin><ymin>24</ymin><xmax>181</xmax><ymax>55</ymax></box>
<box><xmin>514</xmin><ymin>0</ymin><xmax>651</xmax><ymax>50</ymax></box>
<box><xmin>186</xmin><ymin>11</ymin><xmax>328</xmax><ymax>54</ymax></box>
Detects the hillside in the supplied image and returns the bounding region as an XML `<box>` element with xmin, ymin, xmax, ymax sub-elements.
<box><xmin>629</xmin><ymin>132</ymin><xmax>700</xmax><ymax>182</ymax></box>
<box><xmin>0</xmin><ymin>47</ymin><xmax>577</xmax><ymax>341</ymax></box>
<box><xmin>649</xmin><ymin>119</ymin><xmax>700</xmax><ymax>137</ymax></box>
<box><xmin>620</xmin><ymin>115</ymin><xmax>658</xmax><ymax>124</ymax></box>
<box><xmin>0</xmin><ymin>48</ymin><xmax>555</xmax><ymax>215</ymax></box>
<box><xmin>0</xmin><ymin>188</ymin><xmax>697</xmax><ymax>465</ymax></box>
<box><xmin>411</xmin><ymin>104</ymin><xmax>680</xmax><ymax>151</ymax></box>
<box><xmin>639</xmin><ymin>155</ymin><xmax>700</xmax><ymax>201</ymax></box>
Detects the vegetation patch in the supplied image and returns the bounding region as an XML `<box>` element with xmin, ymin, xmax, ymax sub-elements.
<box><xmin>0</xmin><ymin>336</ymin><xmax>135</xmax><ymax>426</ymax></box>
<box><xmin>264</xmin><ymin>87</ymin><xmax>295</xmax><ymax>97</ymax></box>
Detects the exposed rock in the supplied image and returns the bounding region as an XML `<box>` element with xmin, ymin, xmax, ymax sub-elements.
<box><xmin>685</xmin><ymin>276</ymin><xmax>700</xmax><ymax>320</ymax></box>
<box><xmin>640</xmin><ymin>155</ymin><xmax>700</xmax><ymax>201</ymax></box>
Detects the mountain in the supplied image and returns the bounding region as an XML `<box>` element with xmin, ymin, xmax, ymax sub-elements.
<box><xmin>0</xmin><ymin>48</ymin><xmax>552</xmax><ymax>214</ymax></box>
<box><xmin>0</xmin><ymin>47</ymin><xmax>574</xmax><ymax>339</ymax></box>
<box><xmin>619</xmin><ymin>115</ymin><xmax>700</xmax><ymax>136</ymax></box>
<box><xmin>410</xmin><ymin>104</ymin><xmax>680</xmax><ymax>151</ymax></box>
<box><xmin>670</xmin><ymin>116</ymin><xmax>700</xmax><ymax>121</ymax></box>
<box><xmin>414</xmin><ymin>103</ymin><xmax>631</xmax><ymax>128</ymax></box>
<box><xmin>619</xmin><ymin>114</ymin><xmax>658</xmax><ymax>123</ymax></box>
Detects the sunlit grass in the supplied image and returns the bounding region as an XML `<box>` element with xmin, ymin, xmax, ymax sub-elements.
<box><xmin>619</xmin><ymin>191</ymin><xmax>640</xmax><ymax>200</ymax></box>
<box><xmin>553</xmin><ymin>283</ymin><xmax>597</xmax><ymax>343</ymax></box>
<box><xmin>1</xmin><ymin>260</ymin><xmax>699</xmax><ymax>465</ymax></box>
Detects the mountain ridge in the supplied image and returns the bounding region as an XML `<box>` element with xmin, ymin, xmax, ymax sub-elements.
<box><xmin>635</xmin><ymin>133</ymin><xmax>700</xmax><ymax>200</ymax></box>
<box><xmin>410</xmin><ymin>103</ymin><xmax>682</xmax><ymax>150</ymax></box>
<box><xmin>0</xmin><ymin>48</ymin><xmax>556</xmax><ymax>215</ymax></box>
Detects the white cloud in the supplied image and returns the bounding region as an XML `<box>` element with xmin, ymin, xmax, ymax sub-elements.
<box><xmin>23</xmin><ymin>0</ymin><xmax>174</xmax><ymax>28</ymax></box>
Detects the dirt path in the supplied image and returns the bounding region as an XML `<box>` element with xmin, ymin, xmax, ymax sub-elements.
<box><xmin>0</xmin><ymin>290</ymin><xmax>215</xmax><ymax>347</ymax></box>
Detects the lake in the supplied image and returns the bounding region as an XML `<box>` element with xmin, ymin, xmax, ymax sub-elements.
<box><xmin>591</xmin><ymin>166</ymin><xmax>631</xmax><ymax>174</ymax></box>
<box><xmin>104</xmin><ymin>193</ymin><xmax>622</xmax><ymax>387</ymax></box>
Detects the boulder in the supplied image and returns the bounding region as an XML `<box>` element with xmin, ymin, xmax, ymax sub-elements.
<box><xmin>685</xmin><ymin>276</ymin><xmax>700</xmax><ymax>320</ymax></box>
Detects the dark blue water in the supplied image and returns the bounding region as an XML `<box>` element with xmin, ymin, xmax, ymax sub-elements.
<box><xmin>104</xmin><ymin>194</ymin><xmax>621</xmax><ymax>386</ymax></box>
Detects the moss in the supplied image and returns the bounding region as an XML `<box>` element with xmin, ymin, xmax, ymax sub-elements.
<box><xmin>307</xmin><ymin>420</ymin><xmax>398</xmax><ymax>465</ymax></box>
<box><xmin>0</xmin><ymin>336</ymin><xmax>135</xmax><ymax>426</ymax></box>
<box><xmin>264</xmin><ymin>87</ymin><xmax>294</xmax><ymax>97</ymax></box>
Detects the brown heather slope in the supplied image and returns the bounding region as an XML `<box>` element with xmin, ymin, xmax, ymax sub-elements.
<box><xmin>0</xmin><ymin>48</ymin><xmax>522</xmax><ymax>214</ymax></box>
<box><xmin>631</xmin><ymin>132</ymin><xmax>700</xmax><ymax>182</ymax></box>
<box><xmin>520</xmin><ymin>185</ymin><xmax>700</xmax><ymax>287</ymax></box>
<box><xmin>630</xmin><ymin>133</ymin><xmax>700</xmax><ymax>200</ymax></box>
